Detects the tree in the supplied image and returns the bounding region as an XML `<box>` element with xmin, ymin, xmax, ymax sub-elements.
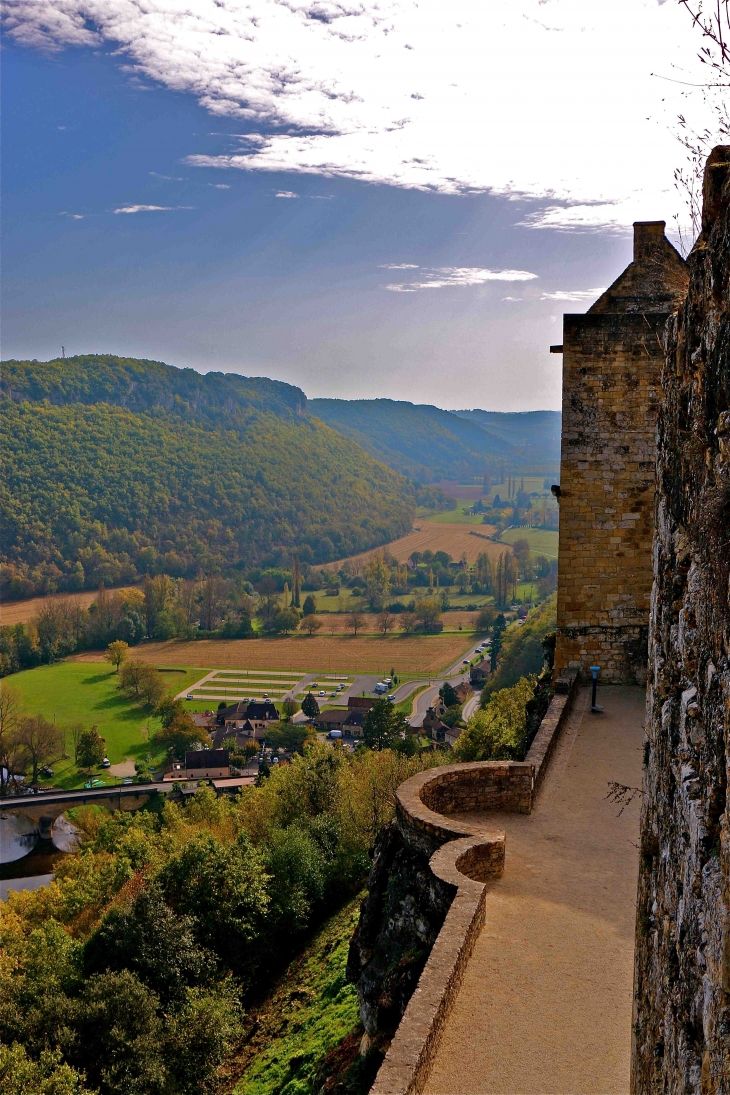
<box><xmin>67</xmin><ymin>720</ymin><xmax>85</xmax><ymax>764</ymax></box>
<box><xmin>440</xmin><ymin>682</ymin><xmax>458</xmax><ymax>707</ymax></box>
<box><xmin>476</xmin><ymin>606</ymin><xmax>496</xmax><ymax>632</ymax></box>
<box><xmin>139</xmin><ymin>667</ymin><xmax>166</xmax><ymax>708</ymax></box>
<box><xmin>77</xmin><ymin>725</ymin><xmax>105</xmax><ymax>770</ymax></box>
<box><xmin>242</xmin><ymin>740</ymin><xmax>260</xmax><ymax>761</ymax></box>
<box><xmin>0</xmin><ymin>1043</ymin><xmax>94</xmax><ymax>1095</ymax></box>
<box><xmin>363</xmin><ymin>553</ymin><xmax>391</xmax><ymax>609</ymax></box>
<box><xmin>281</xmin><ymin>697</ymin><xmax>298</xmax><ymax>720</ymax></box>
<box><xmin>454</xmin><ymin>676</ymin><xmax>535</xmax><ymax>762</ymax></box>
<box><xmin>119</xmin><ymin>658</ymin><xmax>149</xmax><ymax>697</ymax></box>
<box><xmin>377</xmin><ymin>611</ymin><xmax>394</xmax><ymax>636</ymax></box>
<box><xmin>300</xmin><ymin>614</ymin><xmax>322</xmax><ymax>637</ymax></box>
<box><xmin>347</xmin><ymin>612</ymin><xmax>364</xmax><ymax>636</ymax></box>
<box><xmin>12</xmin><ymin>714</ymin><xmax>64</xmax><ymax>785</ymax></box>
<box><xmin>362</xmin><ymin>699</ymin><xmax>409</xmax><ymax>751</ymax></box>
<box><xmin>400</xmin><ymin>611</ymin><xmax>417</xmax><ymax>634</ymax></box>
<box><xmin>414</xmin><ymin>598</ymin><xmax>441</xmax><ymax>630</ymax></box>
<box><xmin>0</xmin><ymin>683</ymin><xmax>22</xmax><ymax>794</ymax></box>
<box><xmin>153</xmin><ymin>711</ymin><xmax>209</xmax><ymax>760</ymax></box>
<box><xmin>301</xmin><ymin>693</ymin><xmax>320</xmax><ymax>719</ymax></box>
<box><xmin>104</xmin><ymin>639</ymin><xmax>129</xmax><ymax>672</ymax></box>
<box><xmin>272</xmin><ymin>608</ymin><xmax>300</xmax><ymax>635</ymax></box>
<box><xmin>491</xmin><ymin>613</ymin><xmax>507</xmax><ymax>671</ymax></box>
<box><xmin>302</xmin><ymin>594</ymin><xmax>316</xmax><ymax>616</ymax></box>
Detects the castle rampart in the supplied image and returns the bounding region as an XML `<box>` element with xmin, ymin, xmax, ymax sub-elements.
<box><xmin>554</xmin><ymin>222</ymin><xmax>688</xmax><ymax>682</ymax></box>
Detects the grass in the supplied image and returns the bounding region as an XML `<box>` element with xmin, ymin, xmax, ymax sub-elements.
<box><xmin>498</xmin><ymin>527</ymin><xmax>559</xmax><ymax>558</ymax></box>
<box><xmin>73</xmin><ymin>632</ymin><xmax>478</xmax><ymax>676</ymax></box>
<box><xmin>231</xmin><ymin>898</ymin><xmax>363</xmax><ymax>1095</ymax></box>
<box><xmin>6</xmin><ymin>662</ymin><xmax>202</xmax><ymax>789</ymax></box>
<box><xmin>423</xmin><ymin>501</ymin><xmax>484</xmax><ymax>524</ymax></box>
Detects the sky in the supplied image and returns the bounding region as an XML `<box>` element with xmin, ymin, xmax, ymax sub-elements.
<box><xmin>1</xmin><ymin>0</ymin><xmax>719</xmax><ymax>410</ymax></box>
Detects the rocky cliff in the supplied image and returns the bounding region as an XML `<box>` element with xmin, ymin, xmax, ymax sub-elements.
<box><xmin>633</xmin><ymin>147</ymin><xmax>730</xmax><ymax>1093</ymax></box>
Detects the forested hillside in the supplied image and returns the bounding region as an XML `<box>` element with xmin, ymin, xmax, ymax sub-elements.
<box><xmin>309</xmin><ymin>397</ymin><xmax>509</xmax><ymax>481</ymax></box>
<box><xmin>454</xmin><ymin>409</ymin><xmax>561</xmax><ymax>471</ymax></box>
<box><xmin>0</xmin><ymin>357</ymin><xmax>414</xmax><ymax>600</ymax></box>
<box><xmin>310</xmin><ymin>398</ymin><xmax>561</xmax><ymax>482</ymax></box>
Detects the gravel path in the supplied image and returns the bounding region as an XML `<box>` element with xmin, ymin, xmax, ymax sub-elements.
<box><xmin>424</xmin><ymin>685</ymin><xmax>645</xmax><ymax>1095</ymax></box>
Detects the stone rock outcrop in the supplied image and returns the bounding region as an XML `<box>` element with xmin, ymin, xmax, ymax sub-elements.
<box><xmin>346</xmin><ymin>820</ymin><xmax>452</xmax><ymax>1053</ymax></box>
<box><xmin>633</xmin><ymin>147</ymin><xmax>730</xmax><ymax>1093</ymax></box>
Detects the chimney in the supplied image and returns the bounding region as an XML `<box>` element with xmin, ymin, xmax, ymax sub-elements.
<box><xmin>633</xmin><ymin>221</ymin><xmax>666</xmax><ymax>265</ymax></box>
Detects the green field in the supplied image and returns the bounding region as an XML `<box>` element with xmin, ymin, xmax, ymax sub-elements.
<box><xmin>423</xmin><ymin>502</ymin><xmax>484</xmax><ymax>524</ymax></box>
<box><xmin>6</xmin><ymin>662</ymin><xmax>202</xmax><ymax>789</ymax></box>
<box><xmin>499</xmin><ymin>527</ymin><xmax>559</xmax><ymax>558</ymax></box>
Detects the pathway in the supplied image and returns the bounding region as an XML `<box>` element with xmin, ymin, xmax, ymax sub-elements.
<box><xmin>424</xmin><ymin>685</ymin><xmax>645</xmax><ymax>1095</ymax></box>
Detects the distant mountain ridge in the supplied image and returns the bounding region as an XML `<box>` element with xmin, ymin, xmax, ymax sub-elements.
<box><xmin>310</xmin><ymin>398</ymin><xmax>560</xmax><ymax>482</ymax></box>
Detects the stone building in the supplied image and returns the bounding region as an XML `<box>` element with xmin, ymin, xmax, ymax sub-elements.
<box><xmin>553</xmin><ymin>221</ymin><xmax>688</xmax><ymax>682</ymax></box>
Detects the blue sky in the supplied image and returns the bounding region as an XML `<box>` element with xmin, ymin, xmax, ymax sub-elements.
<box><xmin>1</xmin><ymin>1</ymin><xmax>713</xmax><ymax>410</ymax></box>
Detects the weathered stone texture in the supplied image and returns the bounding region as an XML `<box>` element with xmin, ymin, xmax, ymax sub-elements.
<box><xmin>555</xmin><ymin>223</ymin><xmax>688</xmax><ymax>682</ymax></box>
<box><xmin>632</xmin><ymin>148</ymin><xmax>730</xmax><ymax>1094</ymax></box>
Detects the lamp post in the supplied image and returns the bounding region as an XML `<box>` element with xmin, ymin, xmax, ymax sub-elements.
<box><xmin>589</xmin><ymin>666</ymin><xmax>604</xmax><ymax>713</ymax></box>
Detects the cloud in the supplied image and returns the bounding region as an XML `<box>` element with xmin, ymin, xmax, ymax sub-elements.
<box><xmin>113</xmin><ymin>204</ymin><xmax>194</xmax><ymax>214</ymax></box>
<box><xmin>2</xmin><ymin>0</ymin><xmax>716</xmax><ymax>229</ymax></box>
<box><xmin>385</xmin><ymin>266</ymin><xmax>538</xmax><ymax>291</ymax></box>
<box><xmin>209</xmin><ymin>183</ymin><xmax>231</xmax><ymax>189</ymax></box>
<box><xmin>380</xmin><ymin>263</ymin><xmax>420</xmax><ymax>269</ymax></box>
<box><xmin>540</xmin><ymin>287</ymin><xmax>607</xmax><ymax>301</ymax></box>
<box><xmin>59</xmin><ymin>211</ymin><xmax>84</xmax><ymax>219</ymax></box>
<box><xmin>149</xmin><ymin>171</ymin><xmax>185</xmax><ymax>180</ymax></box>
<box><xmin>502</xmin><ymin>296</ymin><xmax>522</xmax><ymax>302</ymax></box>
<box><xmin>275</xmin><ymin>191</ymin><xmax>299</xmax><ymax>198</ymax></box>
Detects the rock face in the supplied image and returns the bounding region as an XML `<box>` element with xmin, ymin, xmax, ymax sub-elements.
<box><xmin>346</xmin><ymin>820</ymin><xmax>452</xmax><ymax>1052</ymax></box>
<box><xmin>633</xmin><ymin>147</ymin><xmax>730</xmax><ymax>1093</ymax></box>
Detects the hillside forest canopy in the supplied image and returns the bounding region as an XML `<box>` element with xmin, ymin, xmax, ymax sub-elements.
<box><xmin>0</xmin><ymin>357</ymin><xmax>422</xmax><ymax>602</ymax></box>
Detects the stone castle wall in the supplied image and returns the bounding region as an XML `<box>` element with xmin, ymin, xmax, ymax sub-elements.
<box><xmin>632</xmin><ymin>148</ymin><xmax>730</xmax><ymax>1094</ymax></box>
<box><xmin>555</xmin><ymin>223</ymin><xmax>688</xmax><ymax>682</ymax></box>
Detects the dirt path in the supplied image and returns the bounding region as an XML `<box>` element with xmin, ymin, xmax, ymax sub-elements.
<box><xmin>424</xmin><ymin>685</ymin><xmax>645</xmax><ymax>1095</ymax></box>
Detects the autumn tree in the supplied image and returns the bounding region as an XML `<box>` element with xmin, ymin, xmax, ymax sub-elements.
<box><xmin>378</xmin><ymin>611</ymin><xmax>394</xmax><ymax>636</ymax></box>
<box><xmin>104</xmin><ymin>640</ymin><xmax>129</xmax><ymax>672</ymax></box>
<box><xmin>347</xmin><ymin>612</ymin><xmax>364</xmax><ymax>636</ymax></box>
<box><xmin>363</xmin><ymin>553</ymin><xmax>391</xmax><ymax>609</ymax></box>
<box><xmin>0</xmin><ymin>683</ymin><xmax>22</xmax><ymax>794</ymax></box>
<box><xmin>77</xmin><ymin>726</ymin><xmax>106</xmax><ymax>771</ymax></box>
<box><xmin>300</xmin><ymin>615</ymin><xmax>322</xmax><ymax>637</ymax></box>
<box><xmin>13</xmin><ymin>714</ymin><xmax>64</xmax><ymax>785</ymax></box>
<box><xmin>119</xmin><ymin>658</ymin><xmax>149</xmax><ymax>697</ymax></box>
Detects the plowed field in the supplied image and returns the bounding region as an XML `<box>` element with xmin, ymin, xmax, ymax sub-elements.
<box><xmin>318</xmin><ymin>523</ymin><xmax>509</xmax><ymax>571</ymax></box>
<box><xmin>73</xmin><ymin>632</ymin><xmax>475</xmax><ymax>675</ymax></box>
<box><xmin>1</xmin><ymin>586</ymin><xmax>138</xmax><ymax>626</ymax></box>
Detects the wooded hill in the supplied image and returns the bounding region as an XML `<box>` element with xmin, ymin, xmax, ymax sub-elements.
<box><xmin>0</xmin><ymin>356</ymin><xmax>414</xmax><ymax>600</ymax></box>
<box><xmin>310</xmin><ymin>398</ymin><xmax>560</xmax><ymax>482</ymax></box>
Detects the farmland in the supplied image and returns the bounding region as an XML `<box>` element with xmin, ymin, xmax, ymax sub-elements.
<box><xmin>317</xmin><ymin>522</ymin><xmax>508</xmax><ymax>572</ymax></box>
<box><xmin>0</xmin><ymin>585</ymin><xmax>138</xmax><ymax>626</ymax></box>
<box><xmin>73</xmin><ymin>631</ymin><xmax>478</xmax><ymax>676</ymax></box>
<box><xmin>498</xmin><ymin>527</ymin><xmax>559</xmax><ymax>558</ymax></box>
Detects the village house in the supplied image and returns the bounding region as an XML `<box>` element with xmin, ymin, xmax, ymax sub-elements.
<box><xmin>218</xmin><ymin>699</ymin><xmax>279</xmax><ymax>741</ymax></box>
<box><xmin>186</xmin><ymin>749</ymin><xmax>230</xmax><ymax>780</ymax></box>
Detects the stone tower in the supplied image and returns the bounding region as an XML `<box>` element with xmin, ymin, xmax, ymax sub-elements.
<box><xmin>553</xmin><ymin>222</ymin><xmax>688</xmax><ymax>683</ymax></box>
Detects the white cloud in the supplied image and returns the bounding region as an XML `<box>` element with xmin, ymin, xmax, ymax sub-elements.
<box><xmin>385</xmin><ymin>266</ymin><xmax>538</xmax><ymax>291</ymax></box>
<box><xmin>502</xmin><ymin>296</ymin><xmax>522</xmax><ymax>302</ymax></box>
<box><xmin>209</xmin><ymin>183</ymin><xmax>230</xmax><ymax>189</ymax></box>
<box><xmin>380</xmin><ymin>263</ymin><xmax>420</xmax><ymax>269</ymax></box>
<box><xmin>113</xmin><ymin>204</ymin><xmax>194</xmax><ymax>214</ymax></box>
<box><xmin>540</xmin><ymin>287</ymin><xmax>607</xmax><ymax>301</ymax></box>
<box><xmin>275</xmin><ymin>191</ymin><xmax>299</xmax><ymax>198</ymax></box>
<box><xmin>3</xmin><ymin>0</ymin><xmax>717</xmax><ymax>229</ymax></box>
<box><xmin>150</xmin><ymin>171</ymin><xmax>185</xmax><ymax>180</ymax></box>
<box><xmin>59</xmin><ymin>211</ymin><xmax>84</xmax><ymax>219</ymax></box>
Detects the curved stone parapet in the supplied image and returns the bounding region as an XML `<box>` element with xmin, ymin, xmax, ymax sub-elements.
<box><xmin>369</xmin><ymin>672</ymin><xmax>579</xmax><ymax>1095</ymax></box>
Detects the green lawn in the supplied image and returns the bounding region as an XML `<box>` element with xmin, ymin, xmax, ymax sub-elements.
<box><xmin>6</xmin><ymin>662</ymin><xmax>202</xmax><ymax>789</ymax></box>
<box><xmin>499</xmin><ymin>527</ymin><xmax>559</xmax><ymax>558</ymax></box>
<box><xmin>423</xmin><ymin>502</ymin><xmax>484</xmax><ymax>524</ymax></box>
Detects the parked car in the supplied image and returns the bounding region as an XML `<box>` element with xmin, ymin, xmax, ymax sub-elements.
<box><xmin>84</xmin><ymin>778</ymin><xmax>105</xmax><ymax>789</ymax></box>
<box><xmin>186</xmin><ymin>694</ymin><xmax>194</xmax><ymax>701</ymax></box>
<box><xmin>318</xmin><ymin>690</ymin><xmax>326</xmax><ymax>696</ymax></box>
<box><xmin>41</xmin><ymin>765</ymin><xmax>54</xmax><ymax>778</ymax></box>
<box><xmin>101</xmin><ymin>758</ymin><xmax>111</xmax><ymax>768</ymax></box>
